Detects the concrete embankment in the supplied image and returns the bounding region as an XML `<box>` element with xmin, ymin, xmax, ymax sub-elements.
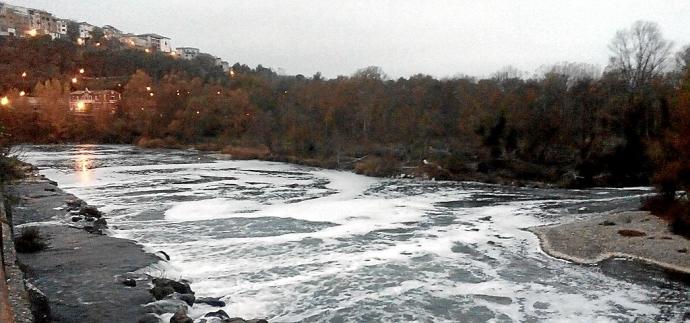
<box><xmin>5</xmin><ymin>173</ymin><xmax>160</xmax><ymax>322</ymax></box>
<box><xmin>530</xmin><ymin>211</ymin><xmax>690</xmax><ymax>274</ymax></box>
<box><xmin>1</xmin><ymin>191</ymin><xmax>32</xmax><ymax>323</ymax></box>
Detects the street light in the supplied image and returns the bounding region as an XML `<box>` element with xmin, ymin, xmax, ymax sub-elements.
<box><xmin>79</xmin><ymin>68</ymin><xmax>85</xmax><ymax>74</ymax></box>
<box><xmin>19</xmin><ymin>91</ymin><xmax>25</xmax><ymax>97</ymax></box>
<box><xmin>0</xmin><ymin>96</ymin><xmax>9</xmax><ymax>106</ymax></box>
<box><xmin>21</xmin><ymin>72</ymin><xmax>27</xmax><ymax>78</ymax></box>
<box><xmin>72</xmin><ymin>77</ymin><xmax>78</xmax><ymax>84</ymax></box>
<box><xmin>77</xmin><ymin>38</ymin><xmax>84</xmax><ymax>45</ymax></box>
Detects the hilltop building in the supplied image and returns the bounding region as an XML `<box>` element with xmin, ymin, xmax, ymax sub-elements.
<box><xmin>69</xmin><ymin>89</ymin><xmax>120</xmax><ymax>115</ymax></box>
<box><xmin>137</xmin><ymin>33</ymin><xmax>172</xmax><ymax>52</ymax></box>
<box><xmin>78</xmin><ymin>22</ymin><xmax>93</xmax><ymax>39</ymax></box>
<box><xmin>0</xmin><ymin>2</ymin><xmax>236</xmax><ymax>73</ymax></box>
<box><xmin>176</xmin><ymin>47</ymin><xmax>199</xmax><ymax>60</ymax></box>
<box><xmin>102</xmin><ymin>24</ymin><xmax>122</xmax><ymax>39</ymax></box>
<box><xmin>0</xmin><ymin>2</ymin><xmax>29</xmax><ymax>37</ymax></box>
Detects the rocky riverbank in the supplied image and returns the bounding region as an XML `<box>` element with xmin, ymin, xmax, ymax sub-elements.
<box><xmin>5</xmin><ymin>168</ymin><xmax>269</xmax><ymax>323</ymax></box>
<box><xmin>529</xmin><ymin>211</ymin><xmax>690</xmax><ymax>274</ymax></box>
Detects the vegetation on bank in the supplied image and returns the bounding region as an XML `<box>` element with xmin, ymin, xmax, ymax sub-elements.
<box><xmin>14</xmin><ymin>227</ymin><xmax>48</xmax><ymax>253</ymax></box>
<box><xmin>0</xmin><ymin>21</ymin><xmax>689</xmax><ymax>232</ymax></box>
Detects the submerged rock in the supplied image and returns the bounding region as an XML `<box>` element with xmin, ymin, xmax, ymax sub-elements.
<box><xmin>144</xmin><ymin>299</ymin><xmax>188</xmax><ymax>315</ymax></box>
<box><xmin>122</xmin><ymin>278</ymin><xmax>137</xmax><ymax>287</ymax></box>
<box><xmin>204</xmin><ymin>310</ymin><xmax>230</xmax><ymax>320</ymax></box>
<box><xmin>166</xmin><ymin>292</ymin><xmax>195</xmax><ymax>306</ymax></box>
<box><xmin>196</xmin><ymin>297</ymin><xmax>226</xmax><ymax>307</ymax></box>
<box><xmin>156</xmin><ymin>250</ymin><xmax>171</xmax><ymax>261</ymax></box>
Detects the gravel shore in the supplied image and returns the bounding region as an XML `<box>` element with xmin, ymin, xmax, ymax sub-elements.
<box><xmin>529</xmin><ymin>211</ymin><xmax>690</xmax><ymax>273</ymax></box>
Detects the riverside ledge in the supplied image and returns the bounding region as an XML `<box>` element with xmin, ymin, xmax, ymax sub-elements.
<box><xmin>7</xmin><ymin>174</ymin><xmax>161</xmax><ymax>322</ymax></box>
<box><xmin>529</xmin><ymin>211</ymin><xmax>690</xmax><ymax>274</ymax></box>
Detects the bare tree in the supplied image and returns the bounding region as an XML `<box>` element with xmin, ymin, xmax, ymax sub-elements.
<box><xmin>491</xmin><ymin>65</ymin><xmax>524</xmax><ymax>82</ymax></box>
<box><xmin>676</xmin><ymin>45</ymin><xmax>690</xmax><ymax>71</ymax></box>
<box><xmin>539</xmin><ymin>62</ymin><xmax>601</xmax><ymax>88</ymax></box>
<box><xmin>607</xmin><ymin>21</ymin><xmax>673</xmax><ymax>90</ymax></box>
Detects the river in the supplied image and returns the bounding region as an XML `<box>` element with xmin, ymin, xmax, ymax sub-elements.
<box><xmin>20</xmin><ymin>144</ymin><xmax>689</xmax><ymax>322</ymax></box>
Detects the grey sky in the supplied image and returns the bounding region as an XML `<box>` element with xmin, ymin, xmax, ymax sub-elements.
<box><xmin>10</xmin><ymin>0</ymin><xmax>690</xmax><ymax>79</ymax></box>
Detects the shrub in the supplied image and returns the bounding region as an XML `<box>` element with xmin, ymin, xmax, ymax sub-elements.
<box><xmin>354</xmin><ymin>155</ymin><xmax>401</xmax><ymax>177</ymax></box>
<box><xmin>221</xmin><ymin>145</ymin><xmax>270</xmax><ymax>160</ymax></box>
<box><xmin>642</xmin><ymin>195</ymin><xmax>690</xmax><ymax>238</ymax></box>
<box><xmin>14</xmin><ymin>227</ymin><xmax>48</xmax><ymax>253</ymax></box>
<box><xmin>136</xmin><ymin>137</ymin><xmax>167</xmax><ymax>149</ymax></box>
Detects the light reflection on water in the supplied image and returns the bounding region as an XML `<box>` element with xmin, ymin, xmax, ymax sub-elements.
<box><xmin>73</xmin><ymin>145</ymin><xmax>96</xmax><ymax>184</ymax></box>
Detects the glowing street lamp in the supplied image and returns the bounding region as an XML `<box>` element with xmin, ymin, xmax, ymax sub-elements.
<box><xmin>19</xmin><ymin>91</ymin><xmax>25</xmax><ymax>97</ymax></box>
<box><xmin>21</xmin><ymin>71</ymin><xmax>27</xmax><ymax>78</ymax></box>
<box><xmin>77</xmin><ymin>38</ymin><xmax>84</xmax><ymax>45</ymax></box>
<box><xmin>72</xmin><ymin>77</ymin><xmax>78</xmax><ymax>84</ymax></box>
<box><xmin>26</xmin><ymin>29</ymin><xmax>37</xmax><ymax>37</ymax></box>
<box><xmin>146</xmin><ymin>86</ymin><xmax>151</xmax><ymax>91</ymax></box>
<box><xmin>79</xmin><ymin>68</ymin><xmax>85</xmax><ymax>74</ymax></box>
<box><xmin>145</xmin><ymin>48</ymin><xmax>150</xmax><ymax>53</ymax></box>
<box><xmin>149</xmin><ymin>93</ymin><xmax>154</xmax><ymax>97</ymax></box>
<box><xmin>0</xmin><ymin>96</ymin><xmax>9</xmax><ymax>106</ymax></box>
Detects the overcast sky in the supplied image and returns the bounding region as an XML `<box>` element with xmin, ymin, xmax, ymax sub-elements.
<box><xmin>10</xmin><ymin>0</ymin><xmax>690</xmax><ymax>79</ymax></box>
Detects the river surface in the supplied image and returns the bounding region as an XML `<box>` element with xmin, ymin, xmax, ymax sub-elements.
<box><xmin>20</xmin><ymin>145</ymin><xmax>690</xmax><ymax>322</ymax></box>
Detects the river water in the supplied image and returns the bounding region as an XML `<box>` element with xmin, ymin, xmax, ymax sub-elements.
<box><xmin>20</xmin><ymin>145</ymin><xmax>689</xmax><ymax>322</ymax></box>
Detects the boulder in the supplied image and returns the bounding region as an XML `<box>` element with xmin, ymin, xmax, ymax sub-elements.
<box><xmin>144</xmin><ymin>299</ymin><xmax>188</xmax><ymax>315</ymax></box>
<box><xmin>166</xmin><ymin>292</ymin><xmax>195</xmax><ymax>306</ymax></box>
<box><xmin>94</xmin><ymin>218</ymin><xmax>107</xmax><ymax>230</ymax></box>
<box><xmin>204</xmin><ymin>310</ymin><xmax>230</xmax><ymax>320</ymax></box>
<box><xmin>66</xmin><ymin>199</ymin><xmax>83</xmax><ymax>209</ymax></box>
<box><xmin>85</xmin><ymin>218</ymin><xmax>108</xmax><ymax>234</ymax></box>
<box><xmin>196</xmin><ymin>297</ymin><xmax>226</xmax><ymax>307</ymax></box>
<box><xmin>150</xmin><ymin>286</ymin><xmax>176</xmax><ymax>300</ymax></box>
<box><xmin>79</xmin><ymin>205</ymin><xmax>102</xmax><ymax>217</ymax></box>
<box><xmin>170</xmin><ymin>308</ymin><xmax>193</xmax><ymax>323</ymax></box>
<box><xmin>153</xmin><ymin>278</ymin><xmax>194</xmax><ymax>295</ymax></box>
<box><xmin>138</xmin><ymin>313</ymin><xmax>163</xmax><ymax>323</ymax></box>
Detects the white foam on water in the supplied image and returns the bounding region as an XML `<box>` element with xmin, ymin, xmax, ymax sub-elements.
<box><xmin>20</xmin><ymin>145</ymin><xmax>679</xmax><ymax>322</ymax></box>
